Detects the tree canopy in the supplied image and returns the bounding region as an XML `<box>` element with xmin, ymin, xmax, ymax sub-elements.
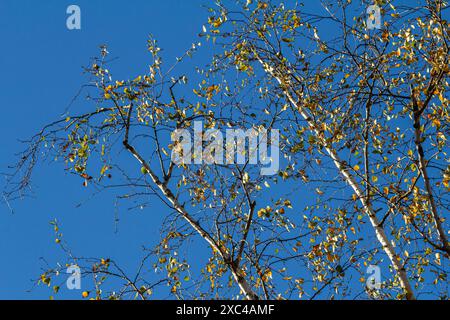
<box><xmin>6</xmin><ymin>0</ymin><xmax>449</xmax><ymax>300</ymax></box>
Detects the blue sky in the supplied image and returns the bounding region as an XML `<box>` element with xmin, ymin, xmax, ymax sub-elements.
<box><xmin>0</xmin><ymin>0</ymin><xmax>214</xmax><ymax>299</ymax></box>
<box><xmin>0</xmin><ymin>0</ymin><xmax>439</xmax><ymax>300</ymax></box>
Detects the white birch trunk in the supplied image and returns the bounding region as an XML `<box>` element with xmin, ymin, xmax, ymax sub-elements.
<box><xmin>123</xmin><ymin>141</ymin><xmax>259</xmax><ymax>300</ymax></box>
<box><xmin>257</xmin><ymin>57</ymin><xmax>416</xmax><ymax>299</ymax></box>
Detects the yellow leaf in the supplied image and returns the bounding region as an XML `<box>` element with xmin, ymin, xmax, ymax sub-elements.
<box><xmin>432</xmin><ymin>119</ymin><xmax>441</xmax><ymax>128</ymax></box>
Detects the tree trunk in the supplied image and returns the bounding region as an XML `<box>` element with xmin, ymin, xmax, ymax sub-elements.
<box><xmin>413</xmin><ymin>96</ymin><xmax>450</xmax><ymax>255</ymax></box>
<box><xmin>256</xmin><ymin>56</ymin><xmax>416</xmax><ymax>300</ymax></box>
<box><xmin>122</xmin><ymin>140</ymin><xmax>259</xmax><ymax>300</ymax></box>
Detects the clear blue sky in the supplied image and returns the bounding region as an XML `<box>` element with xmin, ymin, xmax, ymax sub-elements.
<box><xmin>0</xmin><ymin>0</ymin><xmax>433</xmax><ymax>300</ymax></box>
<box><xmin>0</xmin><ymin>0</ymin><xmax>213</xmax><ymax>299</ymax></box>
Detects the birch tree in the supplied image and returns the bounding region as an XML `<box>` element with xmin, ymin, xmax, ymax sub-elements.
<box><xmin>5</xmin><ymin>0</ymin><xmax>449</xmax><ymax>300</ymax></box>
<box><xmin>203</xmin><ymin>0</ymin><xmax>449</xmax><ymax>299</ymax></box>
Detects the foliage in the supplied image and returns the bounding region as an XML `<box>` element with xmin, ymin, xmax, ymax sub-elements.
<box><xmin>5</xmin><ymin>0</ymin><xmax>449</xmax><ymax>300</ymax></box>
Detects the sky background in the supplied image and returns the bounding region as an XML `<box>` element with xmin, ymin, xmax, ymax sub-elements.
<box><xmin>0</xmin><ymin>0</ymin><xmax>431</xmax><ymax>300</ymax></box>
<box><xmin>0</xmin><ymin>0</ymin><xmax>215</xmax><ymax>299</ymax></box>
